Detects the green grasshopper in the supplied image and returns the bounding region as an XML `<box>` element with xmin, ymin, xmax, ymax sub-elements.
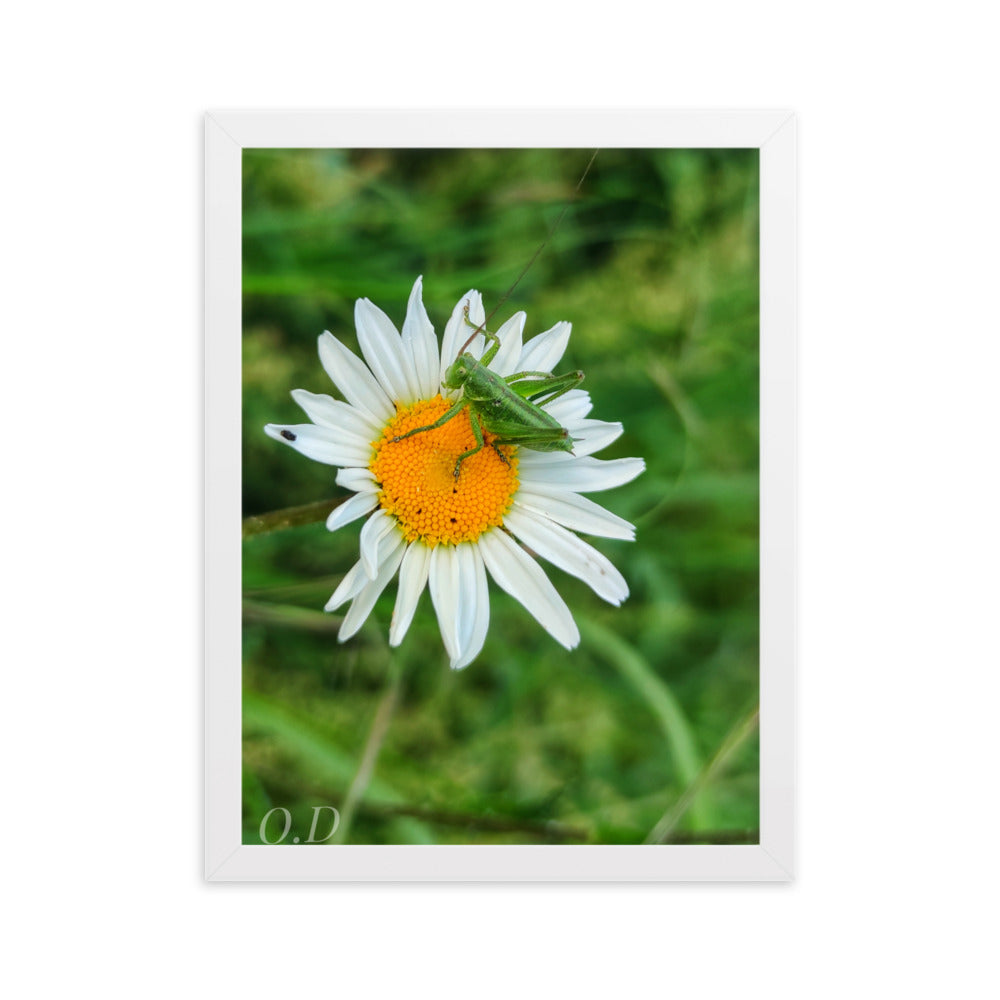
<box><xmin>392</xmin><ymin>306</ymin><xmax>584</xmax><ymax>479</ymax></box>
<box><xmin>392</xmin><ymin>150</ymin><xmax>599</xmax><ymax>479</ymax></box>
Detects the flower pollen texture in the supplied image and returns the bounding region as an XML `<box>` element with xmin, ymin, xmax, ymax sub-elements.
<box><xmin>370</xmin><ymin>395</ymin><xmax>519</xmax><ymax>547</ymax></box>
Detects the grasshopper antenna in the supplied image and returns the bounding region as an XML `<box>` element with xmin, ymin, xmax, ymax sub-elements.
<box><xmin>457</xmin><ymin>149</ymin><xmax>599</xmax><ymax>357</ymax></box>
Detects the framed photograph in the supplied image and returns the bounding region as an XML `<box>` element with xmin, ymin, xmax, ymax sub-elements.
<box><xmin>205</xmin><ymin>110</ymin><xmax>795</xmax><ymax>881</ymax></box>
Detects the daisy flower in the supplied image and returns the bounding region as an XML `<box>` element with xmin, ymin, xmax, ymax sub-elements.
<box><xmin>264</xmin><ymin>277</ymin><xmax>644</xmax><ymax>669</ymax></box>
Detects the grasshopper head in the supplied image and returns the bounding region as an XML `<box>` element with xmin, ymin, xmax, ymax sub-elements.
<box><xmin>443</xmin><ymin>352</ymin><xmax>476</xmax><ymax>391</ymax></box>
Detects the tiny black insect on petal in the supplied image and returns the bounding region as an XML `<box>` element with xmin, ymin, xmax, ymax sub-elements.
<box><xmin>280</xmin><ymin>429</ymin><xmax>297</xmax><ymax>441</ymax></box>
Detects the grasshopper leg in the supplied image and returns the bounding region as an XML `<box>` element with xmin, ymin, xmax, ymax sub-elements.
<box><xmin>506</xmin><ymin>369</ymin><xmax>584</xmax><ymax>405</ymax></box>
<box><xmin>392</xmin><ymin>399</ymin><xmax>466</xmax><ymax>442</ymax></box>
<box><xmin>453</xmin><ymin>410</ymin><xmax>487</xmax><ymax>479</ymax></box>
<box><xmin>462</xmin><ymin>302</ymin><xmax>502</xmax><ymax>366</ymax></box>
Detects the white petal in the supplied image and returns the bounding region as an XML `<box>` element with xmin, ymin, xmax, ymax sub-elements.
<box><xmin>389</xmin><ymin>542</ymin><xmax>431</xmax><ymax>647</ymax></box>
<box><xmin>291</xmin><ymin>389</ymin><xmax>381</xmax><ymax>441</ymax></box>
<box><xmin>440</xmin><ymin>291</ymin><xmax>485</xmax><ymax>385</ymax></box>
<box><xmin>355</xmin><ymin>298</ymin><xmax>413</xmax><ymax>404</ymax></box>
<box><xmin>516</xmin><ymin>452</ymin><xmax>575</xmax><ymax>471</ymax></box>
<box><xmin>325</xmin><ymin>559</ymin><xmax>368</xmax><ymax>612</ymax></box>
<box><xmin>336</xmin><ymin>467</ymin><xmax>378</xmax><ymax>494</ymax></box>
<box><xmin>402</xmin><ymin>276</ymin><xmax>441</xmax><ymax>399</ymax></box>
<box><xmin>544</xmin><ymin>388</ymin><xmax>592</xmax><ymax>424</ymax></box>
<box><xmin>513</xmin><ymin>490</ymin><xmax>636</xmax><ymax>541</ymax></box>
<box><xmin>504</xmin><ymin>507</ymin><xmax>629</xmax><ymax>606</ymax></box>
<box><xmin>318</xmin><ymin>331</ymin><xmax>394</xmax><ymax>424</ymax></box>
<box><xmin>518</xmin><ymin>321</ymin><xmax>572</xmax><ymax>374</ymax></box>
<box><xmin>451</xmin><ymin>544</ymin><xmax>490</xmax><ymax>670</ymax></box>
<box><xmin>487</xmin><ymin>311</ymin><xmax>525</xmax><ymax>377</ymax></box>
<box><xmin>452</xmin><ymin>544</ymin><xmax>477</xmax><ymax>662</ymax></box>
<box><xmin>428</xmin><ymin>545</ymin><xmax>460</xmax><ymax>662</ymax></box>
<box><xmin>478</xmin><ymin>530</ymin><xmax>579</xmax><ymax>650</ymax></box>
<box><xmin>359</xmin><ymin>508</ymin><xmax>397</xmax><ymax>579</ymax></box>
<box><xmin>562</xmin><ymin>418</ymin><xmax>623</xmax><ymax>457</ymax></box>
<box><xmin>339</xmin><ymin>540</ymin><xmax>406</xmax><ymax>641</ymax></box>
<box><xmin>518</xmin><ymin>455</ymin><xmax>646</xmax><ymax>494</ymax></box>
<box><xmin>264</xmin><ymin>423</ymin><xmax>371</xmax><ymax>468</ymax></box>
<box><xmin>325</xmin><ymin>492</ymin><xmax>379</xmax><ymax>532</ymax></box>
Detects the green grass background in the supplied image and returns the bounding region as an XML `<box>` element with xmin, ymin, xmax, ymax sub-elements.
<box><xmin>242</xmin><ymin>148</ymin><xmax>760</xmax><ymax>845</ymax></box>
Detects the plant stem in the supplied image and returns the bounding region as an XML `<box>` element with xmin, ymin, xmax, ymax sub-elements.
<box><xmin>242</xmin><ymin>600</ymin><xmax>342</xmax><ymax>633</ymax></box>
<box><xmin>331</xmin><ymin>663</ymin><xmax>403</xmax><ymax>845</ymax></box>
<box><xmin>358</xmin><ymin>803</ymin><xmax>592</xmax><ymax>842</ymax></box>
<box><xmin>645</xmin><ymin>703</ymin><xmax>760</xmax><ymax>845</ymax></box>
<box><xmin>242</xmin><ymin>497</ymin><xmax>346</xmax><ymax>539</ymax></box>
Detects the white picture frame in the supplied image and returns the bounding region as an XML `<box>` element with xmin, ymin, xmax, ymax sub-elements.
<box><xmin>206</xmin><ymin>110</ymin><xmax>796</xmax><ymax>881</ymax></box>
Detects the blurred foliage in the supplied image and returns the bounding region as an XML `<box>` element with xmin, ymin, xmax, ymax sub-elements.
<box><xmin>242</xmin><ymin>147</ymin><xmax>760</xmax><ymax>845</ymax></box>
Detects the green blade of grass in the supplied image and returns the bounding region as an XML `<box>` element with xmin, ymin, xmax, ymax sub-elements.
<box><xmin>579</xmin><ymin>619</ymin><xmax>709</xmax><ymax>827</ymax></box>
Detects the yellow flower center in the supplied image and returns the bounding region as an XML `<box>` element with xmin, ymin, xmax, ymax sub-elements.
<box><xmin>369</xmin><ymin>395</ymin><xmax>519</xmax><ymax>547</ymax></box>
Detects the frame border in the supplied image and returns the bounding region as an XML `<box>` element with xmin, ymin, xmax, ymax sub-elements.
<box><xmin>206</xmin><ymin>110</ymin><xmax>796</xmax><ymax>881</ymax></box>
